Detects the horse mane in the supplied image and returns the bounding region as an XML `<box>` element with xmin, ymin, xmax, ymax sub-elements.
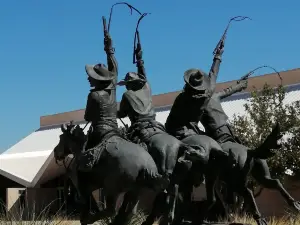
<box><xmin>118</xmin><ymin>126</ymin><xmax>128</xmax><ymax>139</ymax></box>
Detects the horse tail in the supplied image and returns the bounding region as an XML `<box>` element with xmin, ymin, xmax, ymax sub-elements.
<box><xmin>249</xmin><ymin>122</ymin><xmax>282</xmax><ymax>159</ymax></box>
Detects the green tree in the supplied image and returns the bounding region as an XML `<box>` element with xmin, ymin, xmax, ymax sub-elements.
<box><xmin>230</xmin><ymin>83</ymin><xmax>300</xmax><ymax>193</ymax></box>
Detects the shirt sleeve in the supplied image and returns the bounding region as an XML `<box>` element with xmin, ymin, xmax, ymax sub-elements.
<box><xmin>84</xmin><ymin>92</ymin><xmax>98</xmax><ymax>121</ymax></box>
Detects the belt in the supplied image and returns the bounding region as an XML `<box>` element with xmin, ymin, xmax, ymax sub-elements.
<box><xmin>127</xmin><ymin>120</ymin><xmax>165</xmax><ymax>142</ymax></box>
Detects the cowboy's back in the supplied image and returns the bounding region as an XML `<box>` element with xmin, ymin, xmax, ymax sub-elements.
<box><xmin>121</xmin><ymin>82</ymin><xmax>156</xmax><ymax>123</ymax></box>
<box><xmin>117</xmin><ymin>57</ymin><xmax>166</xmax><ymax>147</ymax></box>
<box><xmin>165</xmin><ymin>66</ymin><xmax>247</xmax><ymax>141</ymax></box>
<box><xmin>85</xmin><ymin>89</ymin><xmax>118</xmax><ymax>136</ymax></box>
<box><xmin>84</xmin><ymin>35</ymin><xmax>119</xmax><ymax>149</ymax></box>
<box><xmin>165</xmin><ymin>92</ymin><xmax>206</xmax><ymax>138</ymax></box>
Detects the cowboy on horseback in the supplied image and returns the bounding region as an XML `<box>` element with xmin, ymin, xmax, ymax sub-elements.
<box><xmin>116</xmin><ymin>14</ymin><xmax>209</xmax><ymax>225</ymax></box>
<box><xmin>117</xmin><ymin>14</ymin><xmax>204</xmax><ymax>179</ymax></box>
<box><xmin>165</xmin><ymin>42</ymin><xmax>229</xmax><ymax>161</ymax></box>
<box><xmin>79</xmin><ymin>30</ymin><xmax>121</xmax><ymax>171</ymax></box>
<box><xmin>58</xmin><ymin>13</ymin><xmax>171</xmax><ymax>224</ymax></box>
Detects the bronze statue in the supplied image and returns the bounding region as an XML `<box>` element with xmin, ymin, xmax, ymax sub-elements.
<box><xmin>194</xmin><ymin>66</ymin><xmax>300</xmax><ymax>224</ymax></box>
<box><xmin>164</xmin><ymin>17</ymin><xmax>286</xmax><ymax>225</ymax></box>
<box><xmin>51</xmin><ymin>6</ymin><xmax>300</xmax><ymax>225</ymax></box>
<box><xmin>54</xmin><ymin>16</ymin><xmax>171</xmax><ymax>225</ymax></box>
<box><xmin>166</xmin><ymin>57</ymin><xmax>293</xmax><ymax>225</ymax></box>
<box><xmin>206</xmin><ymin>67</ymin><xmax>300</xmax><ymax>221</ymax></box>
<box><xmin>117</xmin><ymin>14</ymin><xmax>209</xmax><ymax>225</ymax></box>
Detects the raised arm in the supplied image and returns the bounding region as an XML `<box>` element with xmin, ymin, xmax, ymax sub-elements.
<box><xmin>135</xmin><ymin>43</ymin><xmax>147</xmax><ymax>79</ymax></box>
<box><xmin>208</xmin><ymin>48</ymin><xmax>224</xmax><ymax>92</ymax></box>
<box><xmin>104</xmin><ymin>35</ymin><xmax>118</xmax><ymax>82</ymax></box>
<box><xmin>217</xmin><ymin>79</ymin><xmax>248</xmax><ymax>100</ymax></box>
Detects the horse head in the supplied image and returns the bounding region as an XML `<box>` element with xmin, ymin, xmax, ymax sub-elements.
<box><xmin>54</xmin><ymin>121</ymin><xmax>86</xmax><ymax>162</ymax></box>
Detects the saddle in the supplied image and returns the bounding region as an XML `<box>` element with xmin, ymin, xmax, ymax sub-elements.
<box><xmin>77</xmin><ymin>129</ymin><xmax>121</xmax><ymax>172</ymax></box>
<box><xmin>128</xmin><ymin>120</ymin><xmax>165</xmax><ymax>140</ymax></box>
<box><xmin>127</xmin><ymin>119</ymin><xmax>165</xmax><ymax>151</ymax></box>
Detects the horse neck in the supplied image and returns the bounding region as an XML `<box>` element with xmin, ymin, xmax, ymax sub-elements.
<box><xmin>70</xmin><ymin>138</ymin><xmax>86</xmax><ymax>158</ymax></box>
<box><xmin>69</xmin><ymin>161</ymin><xmax>79</xmax><ymax>187</ymax></box>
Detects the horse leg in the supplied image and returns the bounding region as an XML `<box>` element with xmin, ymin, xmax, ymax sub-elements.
<box><xmin>237</xmin><ymin>186</ymin><xmax>267</xmax><ymax>225</ymax></box>
<box><xmin>153</xmin><ymin>183</ymin><xmax>179</xmax><ymax>225</ymax></box>
<box><xmin>76</xmin><ymin>172</ymin><xmax>94</xmax><ymax>225</ymax></box>
<box><xmin>194</xmin><ymin>157</ymin><xmax>223</xmax><ymax>224</ymax></box>
<box><xmin>78</xmin><ymin>193</ymin><xmax>91</xmax><ymax>225</ymax></box>
<box><xmin>232</xmin><ymin>192</ymin><xmax>245</xmax><ymax>215</ymax></box>
<box><xmin>166</xmin><ymin>184</ymin><xmax>179</xmax><ymax>225</ymax></box>
<box><xmin>89</xmin><ymin>191</ymin><xmax>101</xmax><ymax>213</ymax></box>
<box><xmin>223</xmin><ymin>183</ymin><xmax>242</xmax><ymax>217</ymax></box>
<box><xmin>164</xmin><ymin>159</ymin><xmax>192</xmax><ymax>225</ymax></box>
<box><xmin>112</xmin><ymin>190</ymin><xmax>140</xmax><ymax>225</ymax></box>
<box><xmin>252</xmin><ymin>159</ymin><xmax>300</xmax><ymax>212</ymax></box>
<box><xmin>83</xmin><ymin>193</ymin><xmax>118</xmax><ymax>224</ymax></box>
<box><xmin>141</xmin><ymin>191</ymin><xmax>167</xmax><ymax>225</ymax></box>
<box><xmin>209</xmin><ymin>180</ymin><xmax>230</xmax><ymax>222</ymax></box>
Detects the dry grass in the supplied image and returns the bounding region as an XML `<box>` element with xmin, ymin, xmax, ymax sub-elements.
<box><xmin>0</xmin><ymin>200</ymin><xmax>77</xmax><ymax>225</ymax></box>
<box><xmin>230</xmin><ymin>213</ymin><xmax>300</xmax><ymax>225</ymax></box>
<box><xmin>1</xmin><ymin>207</ymin><xmax>300</xmax><ymax>225</ymax></box>
<box><xmin>0</xmin><ymin>215</ymin><xmax>78</xmax><ymax>225</ymax></box>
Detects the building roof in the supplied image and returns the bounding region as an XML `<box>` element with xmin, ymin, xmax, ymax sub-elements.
<box><xmin>1</xmin><ymin>68</ymin><xmax>300</xmax><ymax>187</ymax></box>
<box><xmin>40</xmin><ymin>68</ymin><xmax>300</xmax><ymax>127</ymax></box>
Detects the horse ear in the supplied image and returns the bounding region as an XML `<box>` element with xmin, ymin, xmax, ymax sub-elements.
<box><xmin>61</xmin><ymin>124</ymin><xmax>67</xmax><ymax>132</ymax></box>
<box><xmin>75</xmin><ymin>125</ymin><xmax>82</xmax><ymax>131</ymax></box>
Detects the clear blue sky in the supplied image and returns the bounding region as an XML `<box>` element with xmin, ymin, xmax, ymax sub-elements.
<box><xmin>0</xmin><ymin>0</ymin><xmax>299</xmax><ymax>152</ymax></box>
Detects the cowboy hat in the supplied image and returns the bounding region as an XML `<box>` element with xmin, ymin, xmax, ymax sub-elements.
<box><xmin>183</xmin><ymin>68</ymin><xmax>210</xmax><ymax>91</ymax></box>
<box><xmin>117</xmin><ymin>72</ymin><xmax>146</xmax><ymax>86</ymax></box>
<box><xmin>85</xmin><ymin>64</ymin><xmax>115</xmax><ymax>81</ymax></box>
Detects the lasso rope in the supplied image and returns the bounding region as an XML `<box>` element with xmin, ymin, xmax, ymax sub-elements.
<box><xmin>107</xmin><ymin>2</ymin><xmax>142</xmax><ymax>32</ymax></box>
<box><xmin>133</xmin><ymin>12</ymin><xmax>150</xmax><ymax>64</ymax></box>
<box><xmin>240</xmin><ymin>65</ymin><xmax>283</xmax><ymax>86</ymax></box>
<box><xmin>213</xmin><ymin>16</ymin><xmax>252</xmax><ymax>55</ymax></box>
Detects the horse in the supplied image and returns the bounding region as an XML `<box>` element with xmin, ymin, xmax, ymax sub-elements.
<box><xmin>173</xmin><ymin>122</ymin><xmax>285</xmax><ymax>225</ymax></box>
<box><xmin>140</xmin><ymin>132</ymin><xmax>231</xmax><ymax>225</ymax></box>
<box><xmin>215</xmin><ymin>158</ymin><xmax>300</xmax><ymax>220</ymax></box>
<box><xmin>54</xmin><ymin>122</ymin><xmax>169</xmax><ymax>225</ymax></box>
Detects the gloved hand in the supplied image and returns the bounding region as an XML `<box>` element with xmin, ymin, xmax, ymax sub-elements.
<box><xmin>135</xmin><ymin>44</ymin><xmax>143</xmax><ymax>61</ymax></box>
<box><xmin>215</xmin><ymin>41</ymin><xmax>225</xmax><ymax>56</ymax></box>
<box><xmin>238</xmin><ymin>79</ymin><xmax>248</xmax><ymax>89</ymax></box>
<box><xmin>104</xmin><ymin>34</ymin><xmax>113</xmax><ymax>52</ymax></box>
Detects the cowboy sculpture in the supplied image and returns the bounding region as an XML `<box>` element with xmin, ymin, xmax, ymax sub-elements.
<box><xmin>52</xmin><ymin>4</ymin><xmax>300</xmax><ymax>224</ymax></box>
<box><xmin>116</xmin><ymin>15</ymin><xmax>210</xmax><ymax>225</ymax></box>
<box><xmin>165</xmin><ymin>42</ymin><xmax>298</xmax><ymax>225</ymax></box>
<box><xmin>84</xmin><ymin>35</ymin><xmax>118</xmax><ymax>152</ymax></box>
<box><xmin>68</xmin><ymin>25</ymin><xmax>168</xmax><ymax>225</ymax></box>
<box><xmin>165</xmin><ymin>43</ymin><xmax>228</xmax><ymax>164</ymax></box>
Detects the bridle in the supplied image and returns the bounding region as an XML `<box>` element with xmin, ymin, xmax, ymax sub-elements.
<box><xmin>55</xmin><ymin>127</ymin><xmax>85</xmax><ymax>173</ymax></box>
